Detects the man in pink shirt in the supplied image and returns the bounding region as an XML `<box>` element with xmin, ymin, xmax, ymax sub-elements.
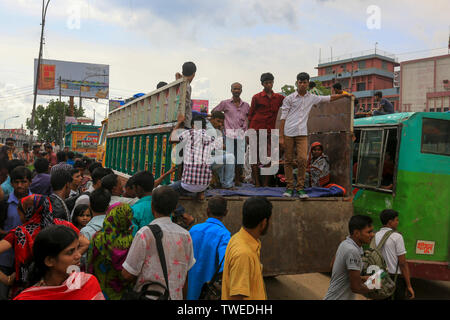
<box><xmin>212</xmin><ymin>83</ymin><xmax>250</xmax><ymax>186</ymax></box>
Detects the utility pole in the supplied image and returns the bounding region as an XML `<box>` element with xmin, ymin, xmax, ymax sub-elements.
<box><xmin>30</xmin><ymin>0</ymin><xmax>50</xmax><ymax>144</ymax></box>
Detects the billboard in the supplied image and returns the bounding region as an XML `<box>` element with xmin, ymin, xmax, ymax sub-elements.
<box><xmin>34</xmin><ymin>59</ymin><xmax>109</xmax><ymax>99</ymax></box>
<box><xmin>109</xmin><ymin>99</ymin><xmax>125</xmax><ymax>113</ymax></box>
<box><xmin>192</xmin><ymin>99</ymin><xmax>209</xmax><ymax>113</ymax></box>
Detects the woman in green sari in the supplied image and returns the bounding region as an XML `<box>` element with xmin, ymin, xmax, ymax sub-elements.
<box><xmin>87</xmin><ymin>203</ymin><xmax>134</xmax><ymax>300</ymax></box>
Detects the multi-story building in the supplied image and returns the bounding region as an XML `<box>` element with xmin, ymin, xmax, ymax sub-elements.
<box><xmin>400</xmin><ymin>54</ymin><xmax>450</xmax><ymax>112</ymax></box>
<box><xmin>311</xmin><ymin>49</ymin><xmax>400</xmax><ymax>111</ymax></box>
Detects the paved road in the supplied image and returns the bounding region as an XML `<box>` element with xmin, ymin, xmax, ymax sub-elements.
<box><xmin>265</xmin><ymin>273</ymin><xmax>450</xmax><ymax>300</ymax></box>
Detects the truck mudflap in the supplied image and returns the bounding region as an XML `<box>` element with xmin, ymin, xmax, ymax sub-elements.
<box><xmin>407</xmin><ymin>260</ymin><xmax>450</xmax><ymax>282</ymax></box>
<box><xmin>179</xmin><ymin>196</ymin><xmax>353</xmax><ymax>277</ymax></box>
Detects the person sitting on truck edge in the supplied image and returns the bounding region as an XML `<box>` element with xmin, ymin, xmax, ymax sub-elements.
<box><xmin>304</xmin><ymin>142</ymin><xmax>330</xmax><ymax>188</ymax></box>
<box><xmin>49</xmin><ymin>169</ymin><xmax>73</xmax><ymax>221</ymax></box>
<box><xmin>187</xmin><ymin>196</ymin><xmax>231</xmax><ymax>300</ymax></box>
<box><xmin>175</xmin><ymin>61</ymin><xmax>197</xmax><ymax>129</ymax></box>
<box><xmin>156</xmin><ymin>81</ymin><xmax>167</xmax><ymax>89</ymax></box>
<box><xmin>373</xmin><ymin>91</ymin><xmax>394</xmax><ymax>116</ymax></box>
<box><xmin>308</xmin><ymin>81</ymin><xmax>322</xmax><ymax>96</ymax></box>
<box><xmin>324</xmin><ymin>215</ymin><xmax>375</xmax><ymax>300</ymax></box>
<box><xmin>169</xmin><ymin>115</ymin><xmax>223</xmax><ymax>201</ymax></box>
<box><xmin>207</xmin><ymin>111</ymin><xmax>236</xmax><ymax>189</ymax></box>
<box><xmin>101</xmin><ymin>173</ymin><xmax>138</xmax><ymax>207</ymax></box>
<box><xmin>375</xmin><ymin>209</ymin><xmax>414</xmax><ymax>300</ymax></box>
<box><xmin>221</xmin><ymin>196</ymin><xmax>272</xmax><ymax>300</ymax></box>
<box><xmin>30</xmin><ymin>158</ymin><xmax>52</xmax><ymax>196</ymax></box>
<box><xmin>280</xmin><ymin>72</ymin><xmax>352</xmax><ymax>198</ymax></box>
<box><xmin>332</xmin><ymin>82</ymin><xmax>350</xmax><ymax>95</ymax></box>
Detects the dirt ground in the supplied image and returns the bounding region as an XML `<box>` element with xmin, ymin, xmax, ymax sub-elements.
<box><xmin>265</xmin><ymin>273</ymin><xmax>450</xmax><ymax>300</ymax></box>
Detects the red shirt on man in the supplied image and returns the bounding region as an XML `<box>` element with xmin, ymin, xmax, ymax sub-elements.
<box><xmin>248</xmin><ymin>90</ymin><xmax>284</xmax><ymax>130</ymax></box>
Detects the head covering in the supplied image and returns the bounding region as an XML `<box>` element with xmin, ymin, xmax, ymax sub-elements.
<box><xmin>307</xmin><ymin>142</ymin><xmax>330</xmax><ymax>187</ymax></box>
<box><xmin>12</xmin><ymin>194</ymin><xmax>54</xmax><ymax>283</ymax></box>
<box><xmin>87</xmin><ymin>203</ymin><xmax>134</xmax><ymax>299</ymax></box>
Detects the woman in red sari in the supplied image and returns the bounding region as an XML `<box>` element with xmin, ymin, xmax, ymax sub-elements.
<box><xmin>14</xmin><ymin>225</ymin><xmax>104</xmax><ymax>300</ymax></box>
<box><xmin>0</xmin><ymin>194</ymin><xmax>89</xmax><ymax>298</ymax></box>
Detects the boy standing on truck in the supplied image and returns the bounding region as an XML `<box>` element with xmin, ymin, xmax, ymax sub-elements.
<box><xmin>375</xmin><ymin>209</ymin><xmax>415</xmax><ymax>300</ymax></box>
<box><xmin>280</xmin><ymin>72</ymin><xmax>352</xmax><ymax>198</ymax></box>
<box><xmin>176</xmin><ymin>61</ymin><xmax>197</xmax><ymax>129</ymax></box>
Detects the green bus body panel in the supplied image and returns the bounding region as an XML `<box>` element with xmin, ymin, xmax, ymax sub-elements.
<box><xmin>354</xmin><ymin>112</ymin><xmax>450</xmax><ymax>265</ymax></box>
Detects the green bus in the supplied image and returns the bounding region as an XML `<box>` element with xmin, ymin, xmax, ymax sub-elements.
<box><xmin>352</xmin><ymin>112</ymin><xmax>450</xmax><ymax>281</ymax></box>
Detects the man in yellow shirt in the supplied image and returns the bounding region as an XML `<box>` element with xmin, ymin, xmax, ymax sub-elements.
<box><xmin>332</xmin><ymin>83</ymin><xmax>350</xmax><ymax>95</ymax></box>
<box><xmin>221</xmin><ymin>196</ymin><xmax>272</xmax><ymax>300</ymax></box>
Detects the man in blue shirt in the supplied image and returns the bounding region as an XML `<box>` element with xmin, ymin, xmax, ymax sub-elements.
<box><xmin>30</xmin><ymin>158</ymin><xmax>52</xmax><ymax>196</ymax></box>
<box><xmin>0</xmin><ymin>166</ymin><xmax>32</xmax><ymax>300</ymax></box>
<box><xmin>187</xmin><ymin>196</ymin><xmax>231</xmax><ymax>300</ymax></box>
<box><xmin>1</xmin><ymin>159</ymin><xmax>25</xmax><ymax>201</ymax></box>
<box><xmin>130</xmin><ymin>171</ymin><xmax>155</xmax><ymax>236</ymax></box>
<box><xmin>373</xmin><ymin>91</ymin><xmax>394</xmax><ymax>116</ymax></box>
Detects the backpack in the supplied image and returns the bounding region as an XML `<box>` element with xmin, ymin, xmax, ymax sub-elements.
<box><xmin>361</xmin><ymin>230</ymin><xmax>399</xmax><ymax>300</ymax></box>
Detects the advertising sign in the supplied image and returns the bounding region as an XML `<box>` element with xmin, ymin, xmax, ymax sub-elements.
<box><xmin>34</xmin><ymin>59</ymin><xmax>109</xmax><ymax>99</ymax></box>
<box><xmin>109</xmin><ymin>99</ymin><xmax>125</xmax><ymax>113</ymax></box>
<box><xmin>192</xmin><ymin>99</ymin><xmax>209</xmax><ymax>113</ymax></box>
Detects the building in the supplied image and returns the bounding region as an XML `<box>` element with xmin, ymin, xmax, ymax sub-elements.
<box><xmin>400</xmin><ymin>54</ymin><xmax>450</xmax><ymax>112</ymax></box>
<box><xmin>0</xmin><ymin>128</ymin><xmax>33</xmax><ymax>147</ymax></box>
<box><xmin>311</xmin><ymin>49</ymin><xmax>400</xmax><ymax>111</ymax></box>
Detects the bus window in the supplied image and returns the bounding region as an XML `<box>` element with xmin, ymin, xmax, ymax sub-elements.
<box><xmin>353</xmin><ymin>127</ymin><xmax>398</xmax><ymax>191</ymax></box>
<box><xmin>421</xmin><ymin>118</ymin><xmax>450</xmax><ymax>156</ymax></box>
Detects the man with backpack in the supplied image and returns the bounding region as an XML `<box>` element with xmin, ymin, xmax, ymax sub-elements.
<box><xmin>375</xmin><ymin>209</ymin><xmax>414</xmax><ymax>300</ymax></box>
<box><xmin>324</xmin><ymin>215</ymin><xmax>375</xmax><ymax>300</ymax></box>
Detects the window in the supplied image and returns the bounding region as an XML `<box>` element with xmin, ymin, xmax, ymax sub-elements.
<box><xmin>341</xmin><ymin>64</ymin><xmax>347</xmax><ymax>71</ymax></box>
<box><xmin>358</xmin><ymin>61</ymin><xmax>366</xmax><ymax>69</ymax></box>
<box><xmin>421</xmin><ymin>118</ymin><xmax>450</xmax><ymax>156</ymax></box>
<box><xmin>357</xmin><ymin>82</ymin><xmax>366</xmax><ymax>91</ymax></box>
<box><xmin>325</xmin><ymin>67</ymin><xmax>333</xmax><ymax>74</ymax></box>
<box><xmin>382</xmin><ymin>61</ymin><xmax>388</xmax><ymax>70</ymax></box>
<box><xmin>353</xmin><ymin>127</ymin><xmax>398</xmax><ymax>191</ymax></box>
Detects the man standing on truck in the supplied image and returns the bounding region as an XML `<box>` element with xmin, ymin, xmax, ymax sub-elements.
<box><xmin>375</xmin><ymin>209</ymin><xmax>415</xmax><ymax>300</ymax></box>
<box><xmin>280</xmin><ymin>72</ymin><xmax>352</xmax><ymax>198</ymax></box>
<box><xmin>175</xmin><ymin>61</ymin><xmax>197</xmax><ymax>129</ymax></box>
<box><xmin>212</xmin><ymin>82</ymin><xmax>250</xmax><ymax>186</ymax></box>
<box><xmin>248</xmin><ymin>73</ymin><xmax>284</xmax><ymax>187</ymax></box>
<box><xmin>324</xmin><ymin>215</ymin><xmax>375</xmax><ymax>300</ymax></box>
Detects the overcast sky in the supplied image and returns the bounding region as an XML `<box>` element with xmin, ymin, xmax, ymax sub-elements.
<box><xmin>0</xmin><ymin>0</ymin><xmax>449</xmax><ymax>128</ymax></box>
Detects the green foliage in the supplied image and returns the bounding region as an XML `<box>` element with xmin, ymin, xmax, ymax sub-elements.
<box><xmin>281</xmin><ymin>84</ymin><xmax>295</xmax><ymax>96</ymax></box>
<box><xmin>26</xmin><ymin>100</ymin><xmax>85</xmax><ymax>143</ymax></box>
<box><xmin>314</xmin><ymin>80</ymin><xmax>331</xmax><ymax>95</ymax></box>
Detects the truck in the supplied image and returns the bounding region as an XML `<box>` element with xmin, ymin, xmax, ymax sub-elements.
<box><xmin>99</xmin><ymin>79</ymin><xmax>355</xmax><ymax>276</ymax></box>
<box><xmin>65</xmin><ymin>123</ymin><xmax>101</xmax><ymax>159</ymax></box>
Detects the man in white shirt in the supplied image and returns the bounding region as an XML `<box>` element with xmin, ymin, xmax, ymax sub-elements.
<box><xmin>279</xmin><ymin>72</ymin><xmax>352</xmax><ymax>198</ymax></box>
<box><xmin>122</xmin><ymin>186</ymin><xmax>196</xmax><ymax>300</ymax></box>
<box><xmin>375</xmin><ymin>209</ymin><xmax>415</xmax><ymax>300</ymax></box>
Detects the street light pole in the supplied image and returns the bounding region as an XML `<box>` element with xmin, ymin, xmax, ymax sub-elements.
<box><xmin>4</xmin><ymin>115</ymin><xmax>20</xmax><ymax>129</ymax></box>
<box><xmin>30</xmin><ymin>0</ymin><xmax>50</xmax><ymax>144</ymax></box>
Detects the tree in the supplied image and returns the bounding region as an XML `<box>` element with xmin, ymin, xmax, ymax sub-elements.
<box><xmin>26</xmin><ymin>100</ymin><xmax>85</xmax><ymax>144</ymax></box>
<box><xmin>314</xmin><ymin>80</ymin><xmax>331</xmax><ymax>95</ymax></box>
<box><xmin>281</xmin><ymin>84</ymin><xmax>295</xmax><ymax>96</ymax></box>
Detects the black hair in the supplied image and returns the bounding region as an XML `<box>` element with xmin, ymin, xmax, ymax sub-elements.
<box><xmin>191</xmin><ymin>115</ymin><xmax>207</xmax><ymax>129</ymax></box>
<box><xmin>309</xmin><ymin>81</ymin><xmax>316</xmax><ymax>89</ymax></box>
<box><xmin>34</xmin><ymin>158</ymin><xmax>49</xmax><ymax>174</ymax></box>
<box><xmin>132</xmin><ymin>171</ymin><xmax>154</xmax><ymax>192</ymax></box>
<box><xmin>260</xmin><ymin>73</ymin><xmax>274</xmax><ymax>84</ymax></box>
<box><xmin>27</xmin><ymin>225</ymin><xmax>78</xmax><ymax>286</ymax></box>
<box><xmin>5</xmin><ymin>137</ymin><xmax>15</xmax><ymax>143</ymax></box>
<box><xmin>70</xmin><ymin>168</ymin><xmax>80</xmax><ymax>177</ymax></box>
<box><xmin>0</xmin><ymin>157</ymin><xmax>8</xmax><ymax>171</ymax></box>
<box><xmin>297</xmin><ymin>72</ymin><xmax>310</xmax><ymax>81</ymax></box>
<box><xmin>157</xmin><ymin>81</ymin><xmax>168</xmax><ymax>89</ymax></box>
<box><xmin>71</xmin><ymin>204</ymin><xmax>90</xmax><ymax>228</ymax></box>
<box><xmin>211</xmin><ymin>111</ymin><xmax>225</xmax><ymax>120</ymax></box>
<box><xmin>67</xmin><ymin>151</ymin><xmax>75</xmax><ymax>160</ymax></box>
<box><xmin>10</xmin><ymin>166</ymin><xmax>32</xmax><ymax>182</ymax></box>
<box><xmin>50</xmin><ymin>169</ymin><xmax>73</xmax><ymax>191</ymax></box>
<box><xmin>101</xmin><ymin>173</ymin><xmax>119</xmax><ymax>193</ymax></box>
<box><xmin>375</xmin><ymin>91</ymin><xmax>383</xmax><ymax>98</ymax></box>
<box><xmin>125</xmin><ymin>175</ymin><xmax>135</xmax><ymax>189</ymax></box>
<box><xmin>7</xmin><ymin>159</ymin><xmax>25</xmax><ymax>174</ymax></box>
<box><xmin>333</xmin><ymin>83</ymin><xmax>342</xmax><ymax>90</ymax></box>
<box><xmin>182</xmin><ymin>62</ymin><xmax>197</xmax><ymax>77</ymax></box>
<box><xmin>152</xmin><ymin>186</ymin><xmax>179</xmax><ymax>216</ymax></box>
<box><xmin>208</xmin><ymin>196</ymin><xmax>227</xmax><ymax>217</ymax></box>
<box><xmin>23</xmin><ymin>142</ymin><xmax>29</xmax><ymax>147</ymax></box>
<box><xmin>349</xmin><ymin>215</ymin><xmax>373</xmax><ymax>235</ymax></box>
<box><xmin>32</xmin><ymin>144</ymin><xmax>41</xmax><ymax>150</ymax></box>
<box><xmin>89</xmin><ymin>187</ymin><xmax>111</xmax><ymax>213</ymax></box>
<box><xmin>73</xmin><ymin>159</ymin><xmax>85</xmax><ymax>170</ymax></box>
<box><xmin>91</xmin><ymin>167</ymin><xmax>111</xmax><ymax>184</ymax></box>
<box><xmin>44</xmin><ymin>144</ymin><xmax>52</xmax><ymax>150</ymax></box>
<box><xmin>242</xmin><ymin>196</ymin><xmax>272</xmax><ymax>229</ymax></box>
<box><xmin>56</xmin><ymin>151</ymin><xmax>67</xmax><ymax>163</ymax></box>
<box><xmin>380</xmin><ymin>209</ymin><xmax>399</xmax><ymax>225</ymax></box>
<box><xmin>88</xmin><ymin>162</ymin><xmax>103</xmax><ymax>175</ymax></box>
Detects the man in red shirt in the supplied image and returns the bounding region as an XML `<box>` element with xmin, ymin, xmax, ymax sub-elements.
<box><xmin>248</xmin><ymin>73</ymin><xmax>284</xmax><ymax>187</ymax></box>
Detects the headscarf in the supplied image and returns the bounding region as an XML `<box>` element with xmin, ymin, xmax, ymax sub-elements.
<box><xmin>13</xmin><ymin>194</ymin><xmax>53</xmax><ymax>282</ymax></box>
<box><xmin>306</xmin><ymin>142</ymin><xmax>330</xmax><ymax>187</ymax></box>
<box><xmin>87</xmin><ymin>203</ymin><xmax>133</xmax><ymax>300</ymax></box>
